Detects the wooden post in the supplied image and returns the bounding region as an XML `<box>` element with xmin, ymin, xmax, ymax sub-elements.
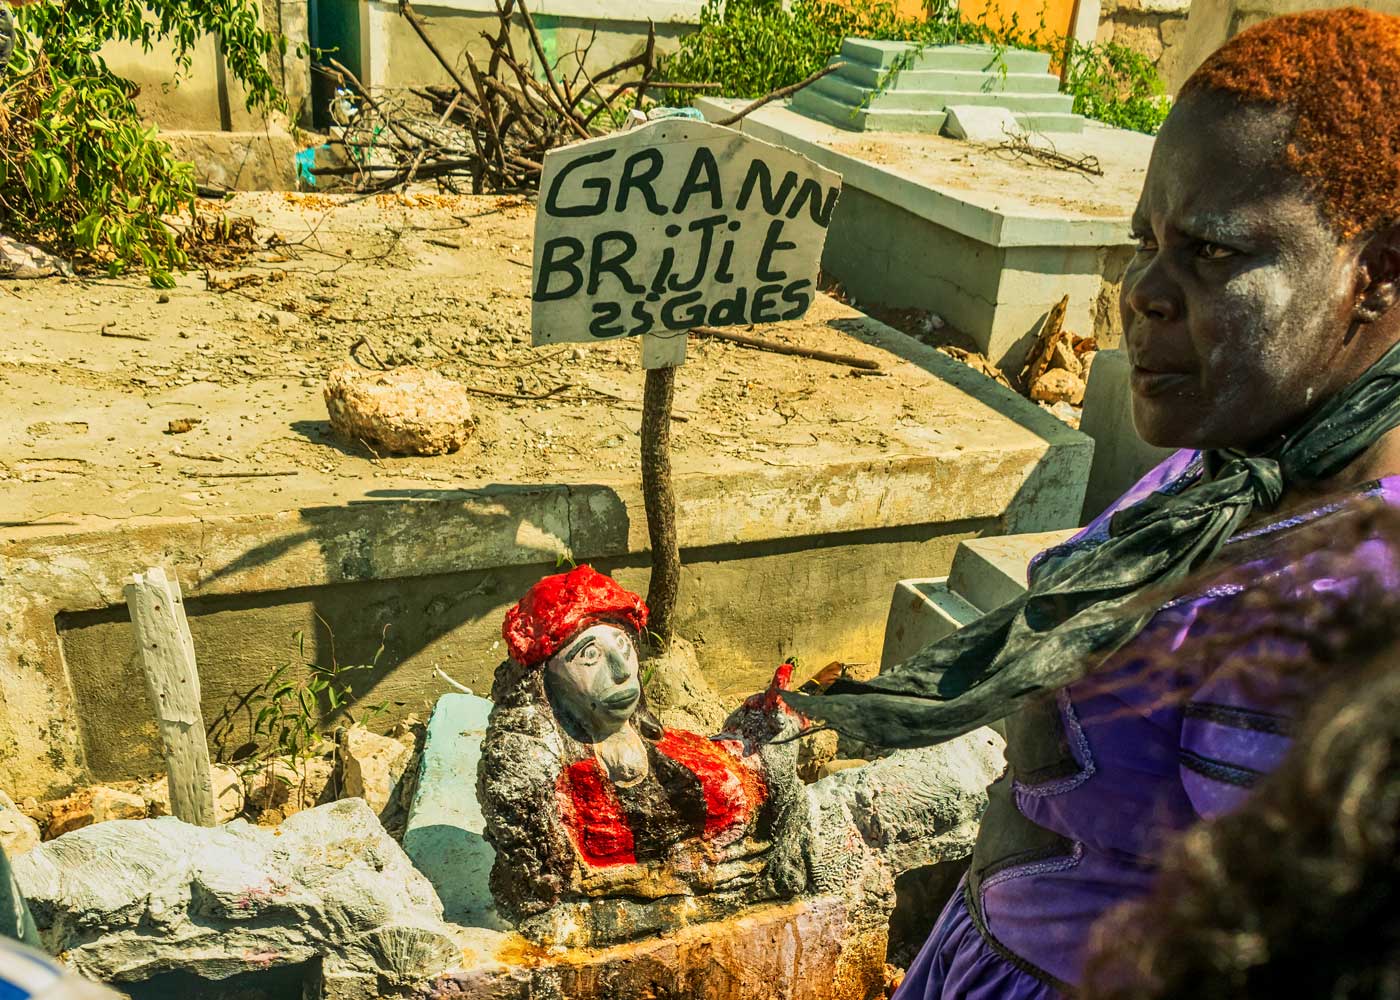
<box><xmin>640</xmin><ymin>333</ymin><xmax>686</xmax><ymax>648</ymax></box>
<box><xmin>124</xmin><ymin>567</ymin><xmax>217</xmax><ymax>827</ymax></box>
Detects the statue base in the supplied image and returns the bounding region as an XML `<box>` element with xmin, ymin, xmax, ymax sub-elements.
<box><xmin>420</xmin><ymin>894</ymin><xmax>891</xmax><ymax>1000</ymax></box>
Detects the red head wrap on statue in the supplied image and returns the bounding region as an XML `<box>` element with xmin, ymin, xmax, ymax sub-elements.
<box><xmin>502</xmin><ymin>565</ymin><xmax>649</xmax><ymax>668</ymax></box>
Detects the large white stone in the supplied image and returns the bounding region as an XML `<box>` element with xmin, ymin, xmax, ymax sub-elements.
<box><xmin>942</xmin><ymin>104</ymin><xmax>1026</xmax><ymax>144</ymax></box>
<box><xmin>13</xmin><ymin>799</ymin><xmax>458</xmax><ymax>1000</ymax></box>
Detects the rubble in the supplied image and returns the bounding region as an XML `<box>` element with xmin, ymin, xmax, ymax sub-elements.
<box><xmin>13</xmin><ymin>799</ymin><xmax>459</xmax><ymax>1000</ymax></box>
<box><xmin>0</xmin><ymin>790</ymin><xmax>40</xmax><ymax>858</ymax></box>
<box><xmin>337</xmin><ymin>725</ymin><xmax>412</xmax><ymax>819</ymax></box>
<box><xmin>141</xmin><ymin>765</ymin><xmax>246</xmax><ymax>824</ymax></box>
<box><xmin>324</xmin><ymin>364</ymin><xmax>475</xmax><ymax>456</ymax></box>
<box><xmin>1030</xmin><ymin>367</ymin><xmax>1087</xmax><ymax>405</ymax></box>
<box><xmin>87</xmin><ymin>788</ymin><xmax>146</xmax><ymax>825</ymax></box>
<box><xmin>0</xmin><ymin>235</ymin><xmax>69</xmax><ymax>279</ymax></box>
<box><xmin>243</xmin><ymin>754</ymin><xmax>336</xmax><ymax>823</ymax></box>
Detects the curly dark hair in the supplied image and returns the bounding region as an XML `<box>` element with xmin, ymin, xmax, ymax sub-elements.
<box><xmin>1181</xmin><ymin>7</ymin><xmax>1400</xmax><ymax>239</ymax></box>
<box><xmin>1079</xmin><ymin>503</ymin><xmax>1400</xmax><ymax>999</ymax></box>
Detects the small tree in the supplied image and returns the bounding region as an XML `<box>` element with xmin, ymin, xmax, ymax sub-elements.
<box><xmin>0</xmin><ymin>0</ymin><xmax>287</xmax><ymax>285</ymax></box>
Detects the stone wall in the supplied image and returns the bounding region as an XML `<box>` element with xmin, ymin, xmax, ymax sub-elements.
<box><xmin>1171</xmin><ymin>0</ymin><xmax>1400</xmax><ymax>93</ymax></box>
<box><xmin>1095</xmin><ymin>0</ymin><xmax>1192</xmax><ymax>88</ymax></box>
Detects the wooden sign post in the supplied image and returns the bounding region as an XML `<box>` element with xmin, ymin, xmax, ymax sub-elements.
<box><xmin>531</xmin><ymin>117</ymin><xmax>841</xmax><ymax>647</ymax></box>
<box><xmin>125</xmin><ymin>566</ymin><xmax>218</xmax><ymax>827</ymax></box>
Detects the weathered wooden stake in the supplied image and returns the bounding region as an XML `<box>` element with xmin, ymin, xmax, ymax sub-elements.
<box><xmin>124</xmin><ymin>567</ymin><xmax>217</xmax><ymax>827</ymax></box>
<box><xmin>640</xmin><ymin>333</ymin><xmax>686</xmax><ymax>648</ymax></box>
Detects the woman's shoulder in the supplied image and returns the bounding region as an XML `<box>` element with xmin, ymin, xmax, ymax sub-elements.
<box><xmin>1033</xmin><ymin>450</ymin><xmax>1203</xmax><ymax>570</ymax></box>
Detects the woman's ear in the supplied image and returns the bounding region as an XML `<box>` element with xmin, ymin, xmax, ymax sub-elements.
<box><xmin>1354</xmin><ymin>224</ymin><xmax>1400</xmax><ymax>323</ymax></box>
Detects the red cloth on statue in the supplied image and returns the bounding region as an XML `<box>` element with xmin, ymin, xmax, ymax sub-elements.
<box><xmin>555</xmin><ymin>729</ymin><xmax>767</xmax><ymax>867</ymax></box>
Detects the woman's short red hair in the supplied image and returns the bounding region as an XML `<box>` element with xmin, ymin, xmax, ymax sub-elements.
<box><xmin>1181</xmin><ymin>7</ymin><xmax>1400</xmax><ymax>239</ymax></box>
<box><xmin>502</xmin><ymin>565</ymin><xmax>649</xmax><ymax>667</ymax></box>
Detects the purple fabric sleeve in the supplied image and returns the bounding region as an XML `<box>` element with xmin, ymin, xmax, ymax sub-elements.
<box><xmin>1179</xmin><ymin>672</ymin><xmax>1296</xmax><ymax>820</ymax></box>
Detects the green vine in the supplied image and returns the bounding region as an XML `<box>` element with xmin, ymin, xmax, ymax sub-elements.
<box><xmin>0</xmin><ymin>1</ymin><xmax>288</xmax><ymax>286</ymax></box>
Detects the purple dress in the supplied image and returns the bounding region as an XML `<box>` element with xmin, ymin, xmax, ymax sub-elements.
<box><xmin>896</xmin><ymin>450</ymin><xmax>1400</xmax><ymax>999</ymax></box>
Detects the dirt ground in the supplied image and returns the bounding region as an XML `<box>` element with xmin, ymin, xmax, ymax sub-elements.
<box><xmin>1</xmin><ymin>190</ymin><xmax>1027</xmax><ymax>533</ymax></box>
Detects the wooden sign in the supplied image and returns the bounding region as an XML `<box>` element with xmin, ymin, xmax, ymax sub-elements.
<box><xmin>530</xmin><ymin>118</ymin><xmax>842</xmax><ymax>346</ymax></box>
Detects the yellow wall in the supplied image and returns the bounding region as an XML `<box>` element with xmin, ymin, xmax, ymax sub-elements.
<box><xmin>956</xmin><ymin>0</ymin><xmax>1078</xmax><ymax>39</ymax></box>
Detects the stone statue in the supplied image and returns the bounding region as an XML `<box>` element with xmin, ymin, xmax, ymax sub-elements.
<box><xmin>478</xmin><ymin>565</ymin><xmax>811</xmax><ymax>946</ymax></box>
<box><xmin>478</xmin><ymin>565</ymin><xmax>1008</xmax><ymax>952</ymax></box>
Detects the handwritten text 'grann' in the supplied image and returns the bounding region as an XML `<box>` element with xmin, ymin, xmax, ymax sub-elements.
<box><xmin>530</xmin><ymin>120</ymin><xmax>841</xmax><ymax>346</ymax></box>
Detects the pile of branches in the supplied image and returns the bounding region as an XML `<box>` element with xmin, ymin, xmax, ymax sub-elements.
<box><xmin>314</xmin><ymin>0</ymin><xmax>840</xmax><ymax>194</ymax></box>
<box><xmin>314</xmin><ymin>0</ymin><xmax>714</xmax><ymax>193</ymax></box>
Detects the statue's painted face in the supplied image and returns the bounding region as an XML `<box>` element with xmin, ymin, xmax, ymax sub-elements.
<box><xmin>544</xmin><ymin>623</ymin><xmax>640</xmax><ymax>741</ymax></box>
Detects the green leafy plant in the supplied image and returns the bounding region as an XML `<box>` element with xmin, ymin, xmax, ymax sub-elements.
<box><xmin>0</xmin><ymin>1</ymin><xmax>287</xmax><ymax>285</ymax></box>
<box><xmin>1058</xmin><ymin>37</ymin><xmax>1171</xmax><ymax>134</ymax></box>
<box><xmin>235</xmin><ymin>623</ymin><xmax>389</xmax><ymax>810</ymax></box>
<box><xmin>660</xmin><ymin>0</ymin><xmax>1169</xmax><ymax>135</ymax></box>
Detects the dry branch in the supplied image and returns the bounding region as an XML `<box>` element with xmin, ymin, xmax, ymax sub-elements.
<box><xmin>317</xmin><ymin>1</ymin><xmax>808</xmax><ymax>195</ymax></box>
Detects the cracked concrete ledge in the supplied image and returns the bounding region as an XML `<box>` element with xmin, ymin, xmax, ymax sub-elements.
<box><xmin>0</xmin><ymin>327</ymin><xmax>1089</xmax><ymax>797</ymax></box>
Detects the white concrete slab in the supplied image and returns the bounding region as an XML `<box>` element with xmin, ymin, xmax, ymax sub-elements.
<box><xmin>880</xmin><ymin>578</ymin><xmax>981</xmax><ymax>671</ymax></box>
<box><xmin>948</xmin><ymin>529</ymin><xmax>1079</xmax><ymax>612</ymax></box>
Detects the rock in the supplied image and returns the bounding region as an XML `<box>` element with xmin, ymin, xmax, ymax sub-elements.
<box><xmin>324</xmin><ymin>364</ymin><xmax>474</xmax><ymax>456</ymax></box>
<box><xmin>244</xmin><ymin>755</ymin><xmax>335</xmax><ymax>819</ymax></box>
<box><xmin>88</xmin><ymin>787</ymin><xmax>147</xmax><ymax>824</ymax></box>
<box><xmin>1080</xmin><ymin>349</ymin><xmax>1098</xmax><ymax>384</ymax></box>
<box><xmin>0</xmin><ymin>790</ymin><xmax>40</xmax><ymax>858</ymax></box>
<box><xmin>14</xmin><ymin>799</ymin><xmax>460</xmax><ymax>1000</ymax></box>
<box><xmin>142</xmin><ymin>765</ymin><xmax>246</xmax><ymax>824</ymax></box>
<box><xmin>797</xmin><ymin>727</ymin><xmax>840</xmax><ymax>783</ymax></box>
<box><xmin>272</xmin><ymin>309</ymin><xmax>300</xmax><ymax>328</ymax></box>
<box><xmin>1030</xmin><ymin>367</ymin><xmax>1086</xmax><ymax>406</ymax></box>
<box><xmin>815</xmin><ymin>758</ymin><xmax>869</xmax><ymax>780</ymax></box>
<box><xmin>0</xmin><ymin>235</ymin><xmax>69</xmax><ymax>278</ymax></box>
<box><xmin>1049</xmin><ymin>337</ymin><xmax>1082</xmax><ymax>378</ymax></box>
<box><xmin>338</xmin><ymin>726</ymin><xmax>411</xmax><ymax>819</ymax></box>
<box><xmin>808</xmin><ymin>727</ymin><xmax>1006</xmax><ymax>881</ymax></box>
<box><xmin>44</xmin><ymin>789</ymin><xmax>96</xmax><ymax>840</ymax></box>
<box><xmin>942</xmin><ymin>104</ymin><xmax>1025</xmax><ymax>143</ymax></box>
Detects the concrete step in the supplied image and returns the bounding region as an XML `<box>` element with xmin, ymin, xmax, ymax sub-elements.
<box><xmin>840</xmin><ymin>38</ymin><xmax>1052</xmax><ymax>75</ymax></box>
<box><xmin>840</xmin><ymin>62</ymin><xmax>1063</xmax><ymax>94</ymax></box>
<box><xmin>789</xmin><ymin>87</ymin><xmax>948</xmax><ymax>133</ymax></box>
<box><xmin>946</xmin><ymin>530</ymin><xmax>1078</xmax><ymax>612</ymax></box>
<box><xmin>812</xmin><ymin>75</ymin><xmax>1075</xmax><ymax>115</ymax></box>
<box><xmin>1014</xmin><ymin>110</ymin><xmax>1086</xmax><ymax>134</ymax></box>
<box><xmin>879</xmin><ymin>579</ymin><xmax>982</xmax><ymax>671</ymax></box>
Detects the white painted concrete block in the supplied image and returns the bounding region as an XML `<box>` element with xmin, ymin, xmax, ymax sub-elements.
<box><xmin>942</xmin><ymin>105</ymin><xmax>1025</xmax><ymax>144</ymax></box>
<box><xmin>948</xmin><ymin>530</ymin><xmax>1078</xmax><ymax>612</ymax></box>
<box><xmin>880</xmin><ymin>578</ymin><xmax>982</xmax><ymax>672</ymax></box>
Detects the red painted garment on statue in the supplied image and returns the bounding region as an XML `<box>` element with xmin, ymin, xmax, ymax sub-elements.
<box><xmin>555</xmin><ymin>729</ymin><xmax>768</xmax><ymax>868</ymax></box>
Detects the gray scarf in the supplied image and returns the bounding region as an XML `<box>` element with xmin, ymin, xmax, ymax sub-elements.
<box><xmin>783</xmin><ymin>341</ymin><xmax>1400</xmax><ymax>748</ymax></box>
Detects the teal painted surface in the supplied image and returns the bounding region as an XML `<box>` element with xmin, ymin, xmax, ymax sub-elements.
<box><xmin>533</xmin><ymin>13</ymin><xmax>559</xmax><ymax>84</ymax></box>
<box><xmin>403</xmin><ymin>693</ymin><xmax>504</xmax><ymax>929</ymax></box>
<box><xmin>311</xmin><ymin>0</ymin><xmax>363</xmax><ymax>128</ymax></box>
<box><xmin>313</xmin><ymin>0</ymin><xmax>362</xmax><ymax>78</ymax></box>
